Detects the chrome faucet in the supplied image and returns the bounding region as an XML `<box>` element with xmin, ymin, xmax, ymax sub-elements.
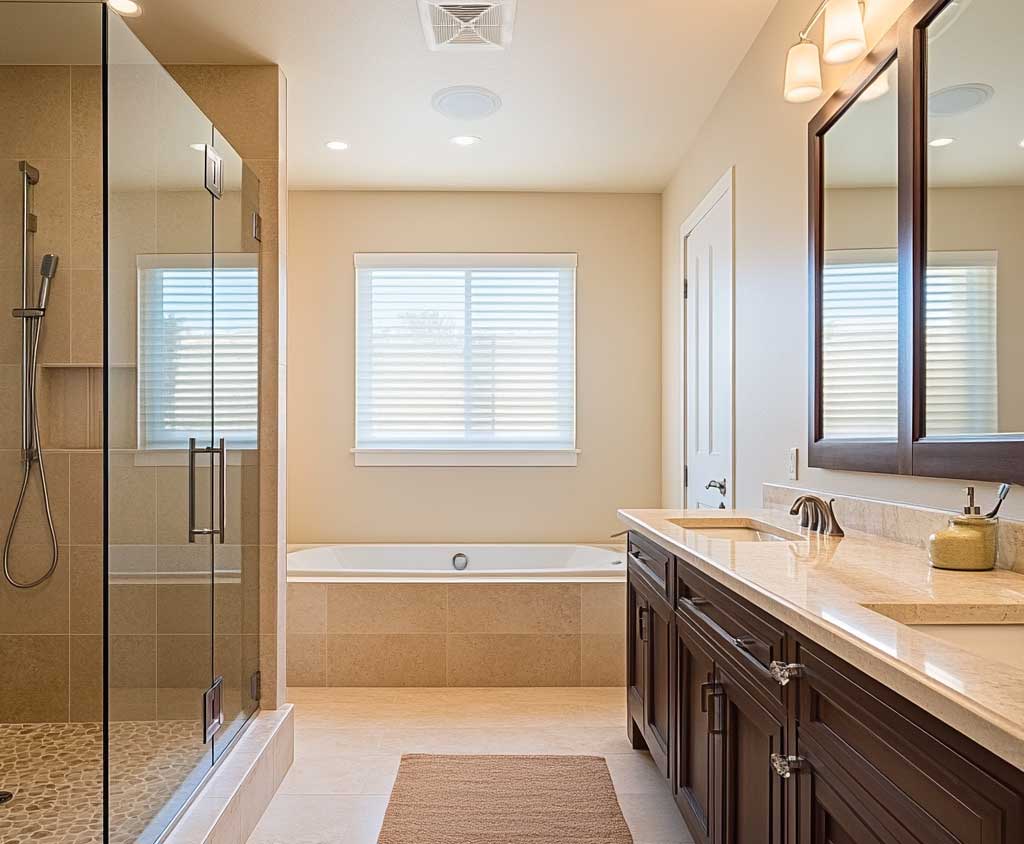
<box><xmin>789</xmin><ymin>495</ymin><xmax>844</xmax><ymax>537</ymax></box>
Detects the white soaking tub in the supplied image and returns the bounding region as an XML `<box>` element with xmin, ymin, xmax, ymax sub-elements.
<box><xmin>287</xmin><ymin>543</ymin><xmax>626</xmax><ymax>582</ymax></box>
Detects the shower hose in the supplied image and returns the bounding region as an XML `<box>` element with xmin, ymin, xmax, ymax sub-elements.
<box><xmin>2</xmin><ymin>316</ymin><xmax>59</xmax><ymax>589</ymax></box>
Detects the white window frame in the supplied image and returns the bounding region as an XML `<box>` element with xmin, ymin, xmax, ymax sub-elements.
<box><xmin>352</xmin><ymin>252</ymin><xmax>579</xmax><ymax>467</ymax></box>
<box><xmin>136</xmin><ymin>252</ymin><xmax>259</xmax><ymax>461</ymax></box>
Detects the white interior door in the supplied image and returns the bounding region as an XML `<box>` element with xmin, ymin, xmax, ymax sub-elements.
<box><xmin>684</xmin><ymin>171</ymin><xmax>734</xmax><ymax>509</ymax></box>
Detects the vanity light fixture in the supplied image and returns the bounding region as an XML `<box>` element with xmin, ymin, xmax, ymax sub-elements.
<box><xmin>108</xmin><ymin>0</ymin><xmax>143</xmax><ymax>17</ymax></box>
<box><xmin>325</xmin><ymin>140</ymin><xmax>349</xmax><ymax>151</ymax></box>
<box><xmin>784</xmin><ymin>0</ymin><xmax>867</xmax><ymax>103</ymax></box>
<box><xmin>929</xmin><ymin>137</ymin><xmax>955</xmax><ymax>147</ymax></box>
<box><xmin>450</xmin><ymin>135</ymin><xmax>482</xmax><ymax>146</ymax></box>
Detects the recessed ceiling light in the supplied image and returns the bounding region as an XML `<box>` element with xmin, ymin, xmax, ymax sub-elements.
<box><xmin>1019</xmin><ymin>138</ymin><xmax>1024</xmax><ymax>149</ymax></box>
<box><xmin>325</xmin><ymin>141</ymin><xmax>349</xmax><ymax>151</ymax></box>
<box><xmin>929</xmin><ymin>137</ymin><xmax>955</xmax><ymax>147</ymax></box>
<box><xmin>432</xmin><ymin>86</ymin><xmax>502</xmax><ymax>121</ymax></box>
<box><xmin>109</xmin><ymin>0</ymin><xmax>143</xmax><ymax>17</ymax></box>
<box><xmin>929</xmin><ymin>83</ymin><xmax>994</xmax><ymax>116</ymax></box>
<box><xmin>450</xmin><ymin>135</ymin><xmax>481</xmax><ymax>147</ymax></box>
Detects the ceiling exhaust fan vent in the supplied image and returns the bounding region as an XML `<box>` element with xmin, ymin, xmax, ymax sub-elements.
<box><xmin>418</xmin><ymin>0</ymin><xmax>517</xmax><ymax>51</ymax></box>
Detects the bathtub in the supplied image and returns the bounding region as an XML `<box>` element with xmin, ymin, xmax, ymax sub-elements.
<box><xmin>287</xmin><ymin>543</ymin><xmax>625</xmax><ymax>582</ymax></box>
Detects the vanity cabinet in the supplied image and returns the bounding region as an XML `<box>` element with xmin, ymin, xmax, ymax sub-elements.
<box><xmin>625</xmin><ymin>530</ymin><xmax>1024</xmax><ymax>844</ymax></box>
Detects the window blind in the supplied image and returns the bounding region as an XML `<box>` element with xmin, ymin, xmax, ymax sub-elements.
<box><xmin>138</xmin><ymin>255</ymin><xmax>259</xmax><ymax>450</ymax></box>
<box><xmin>354</xmin><ymin>254</ymin><xmax>577</xmax><ymax>452</ymax></box>
<box><xmin>821</xmin><ymin>250</ymin><xmax>997</xmax><ymax>440</ymax></box>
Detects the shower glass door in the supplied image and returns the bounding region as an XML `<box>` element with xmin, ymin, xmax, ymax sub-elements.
<box><xmin>106</xmin><ymin>11</ymin><xmax>215</xmax><ymax>842</ymax></box>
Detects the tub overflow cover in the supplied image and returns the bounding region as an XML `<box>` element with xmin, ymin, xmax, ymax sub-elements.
<box><xmin>452</xmin><ymin>552</ymin><xmax>469</xmax><ymax>571</ymax></box>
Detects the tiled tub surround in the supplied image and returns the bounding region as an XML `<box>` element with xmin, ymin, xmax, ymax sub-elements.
<box><xmin>287</xmin><ymin>581</ymin><xmax>627</xmax><ymax>688</ymax></box>
<box><xmin>763</xmin><ymin>482</ymin><xmax>1024</xmax><ymax>573</ymax></box>
<box><xmin>618</xmin><ymin>507</ymin><xmax>1024</xmax><ymax>772</ymax></box>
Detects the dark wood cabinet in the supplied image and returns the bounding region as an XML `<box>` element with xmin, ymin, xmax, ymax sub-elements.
<box><xmin>625</xmin><ymin>530</ymin><xmax>1024</xmax><ymax>844</ymax></box>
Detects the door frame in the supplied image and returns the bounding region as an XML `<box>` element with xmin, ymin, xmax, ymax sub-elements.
<box><xmin>680</xmin><ymin>166</ymin><xmax>736</xmax><ymax>508</ymax></box>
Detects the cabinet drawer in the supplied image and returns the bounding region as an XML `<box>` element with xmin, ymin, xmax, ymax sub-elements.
<box><xmin>628</xmin><ymin>531</ymin><xmax>673</xmax><ymax>600</ymax></box>
<box><xmin>675</xmin><ymin>562</ymin><xmax>787</xmax><ymax>706</ymax></box>
<box><xmin>796</xmin><ymin>640</ymin><xmax>1024</xmax><ymax>844</ymax></box>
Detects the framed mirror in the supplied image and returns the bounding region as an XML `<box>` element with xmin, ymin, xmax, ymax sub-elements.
<box><xmin>808</xmin><ymin>0</ymin><xmax>1024</xmax><ymax>484</ymax></box>
<box><xmin>808</xmin><ymin>27</ymin><xmax>901</xmax><ymax>474</ymax></box>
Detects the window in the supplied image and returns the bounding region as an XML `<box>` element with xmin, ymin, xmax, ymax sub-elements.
<box><xmin>354</xmin><ymin>253</ymin><xmax>577</xmax><ymax>466</ymax></box>
<box><xmin>821</xmin><ymin>249</ymin><xmax>997</xmax><ymax>439</ymax></box>
<box><xmin>137</xmin><ymin>255</ymin><xmax>259</xmax><ymax>450</ymax></box>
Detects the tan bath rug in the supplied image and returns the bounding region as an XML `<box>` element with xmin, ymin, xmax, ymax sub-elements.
<box><xmin>377</xmin><ymin>754</ymin><xmax>634</xmax><ymax>844</ymax></box>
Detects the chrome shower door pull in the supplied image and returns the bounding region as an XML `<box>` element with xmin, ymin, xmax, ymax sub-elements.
<box><xmin>187</xmin><ymin>437</ymin><xmax>225</xmax><ymax>543</ymax></box>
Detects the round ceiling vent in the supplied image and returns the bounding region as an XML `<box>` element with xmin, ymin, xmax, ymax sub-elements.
<box><xmin>431</xmin><ymin>86</ymin><xmax>502</xmax><ymax>120</ymax></box>
<box><xmin>929</xmin><ymin>83</ymin><xmax>994</xmax><ymax>116</ymax></box>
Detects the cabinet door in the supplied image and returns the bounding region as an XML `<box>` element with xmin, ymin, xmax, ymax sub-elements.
<box><xmin>716</xmin><ymin>661</ymin><xmax>785</xmax><ymax>844</ymax></box>
<box><xmin>644</xmin><ymin>591</ymin><xmax>673</xmax><ymax>776</ymax></box>
<box><xmin>626</xmin><ymin>574</ymin><xmax>647</xmax><ymax>744</ymax></box>
<box><xmin>674</xmin><ymin>611</ymin><xmax>719</xmax><ymax>844</ymax></box>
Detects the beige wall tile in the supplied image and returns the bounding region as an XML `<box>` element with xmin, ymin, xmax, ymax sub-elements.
<box><xmin>326</xmin><ymin>634</ymin><xmax>446</xmax><ymax>687</ymax></box>
<box><xmin>286</xmin><ymin>634</ymin><xmax>325</xmax><ymax>687</ymax></box>
<box><xmin>0</xmin><ymin>370</ymin><xmax>18</xmax><ymax>448</ymax></box>
<box><xmin>581</xmin><ymin>582</ymin><xmax>626</xmax><ymax>635</ymax></box>
<box><xmin>287</xmin><ymin>583</ymin><xmax>325</xmax><ymax>634</ymax></box>
<box><xmin>157</xmin><ymin>633</ymin><xmax>211</xmax><ymax>689</ymax></box>
<box><xmin>109</xmin><ymin>582</ymin><xmax>157</xmax><ymax>635</ymax></box>
<box><xmin>70</xmin><ymin>269</ymin><xmax>103</xmax><ymax>363</ymax></box>
<box><xmin>70</xmin><ymin>634</ymin><xmax>103</xmax><ymax>721</ymax></box>
<box><xmin>0</xmin><ymin>269</ymin><xmax>20</xmax><ymax>363</ymax></box>
<box><xmin>70</xmin><ymin>545</ymin><xmax>103</xmax><ymax>634</ymax></box>
<box><xmin>109</xmin><ymin>455</ymin><xmax>156</xmax><ymax>545</ymax></box>
<box><xmin>215</xmin><ymin>578</ymin><xmax>244</xmax><ymax>635</ymax></box>
<box><xmin>0</xmin><ymin>66</ymin><xmax>70</xmax><ymax>158</ymax></box>
<box><xmin>0</xmin><ymin>448</ymin><xmax>69</xmax><ymax>545</ymax></box>
<box><xmin>70</xmin><ymin>156</ymin><xmax>102</xmax><ymax>270</ymax></box>
<box><xmin>31</xmin><ymin>158</ymin><xmax>72</xmax><ymax>294</ymax></box>
<box><xmin>260</xmin><ymin>632</ymin><xmax>279</xmax><ymax>709</ymax></box>
<box><xmin>71</xmin><ymin>65</ymin><xmax>102</xmax><ymax>161</ymax></box>
<box><xmin>446</xmin><ymin>634</ymin><xmax>581</xmax><ymax>687</ymax></box>
<box><xmin>157</xmin><ymin>583</ymin><xmax>214</xmax><ymax>635</ymax></box>
<box><xmin>581</xmin><ymin>634</ymin><xmax>626</xmax><ymax>686</ymax></box>
<box><xmin>108</xmin><ymin>368</ymin><xmax>138</xmax><ymax>449</ymax></box>
<box><xmin>40</xmin><ymin>367</ymin><xmax>93</xmax><ymax>449</ymax></box>
<box><xmin>0</xmin><ymin>164</ymin><xmax>21</xmax><ymax>270</ymax></box>
<box><xmin>69</xmin><ymin>450</ymin><xmax>102</xmax><ymax>544</ymax></box>
<box><xmin>0</xmin><ymin>633</ymin><xmax>69</xmax><ymax>721</ymax></box>
<box><xmin>447</xmin><ymin>583</ymin><xmax>581</xmax><ymax>634</ymax></box>
<box><xmin>0</xmin><ymin>546</ymin><xmax>69</xmax><ymax>632</ymax></box>
<box><xmin>326</xmin><ymin>584</ymin><xmax>446</xmax><ymax>634</ymax></box>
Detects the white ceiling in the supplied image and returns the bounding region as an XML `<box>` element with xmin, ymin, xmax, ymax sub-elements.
<box><xmin>118</xmin><ymin>0</ymin><xmax>779</xmax><ymax>192</ymax></box>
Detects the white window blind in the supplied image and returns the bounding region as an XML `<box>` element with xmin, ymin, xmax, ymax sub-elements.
<box><xmin>821</xmin><ymin>249</ymin><xmax>997</xmax><ymax>439</ymax></box>
<box><xmin>138</xmin><ymin>255</ymin><xmax>259</xmax><ymax>450</ymax></box>
<box><xmin>354</xmin><ymin>253</ymin><xmax>577</xmax><ymax>460</ymax></box>
<box><xmin>924</xmin><ymin>253</ymin><xmax>998</xmax><ymax>437</ymax></box>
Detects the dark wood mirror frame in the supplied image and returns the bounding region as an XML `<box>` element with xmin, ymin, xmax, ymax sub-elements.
<box><xmin>808</xmin><ymin>0</ymin><xmax>1024</xmax><ymax>484</ymax></box>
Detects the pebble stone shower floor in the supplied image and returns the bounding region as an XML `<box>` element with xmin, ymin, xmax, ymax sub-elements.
<box><xmin>0</xmin><ymin>720</ymin><xmax>205</xmax><ymax>844</ymax></box>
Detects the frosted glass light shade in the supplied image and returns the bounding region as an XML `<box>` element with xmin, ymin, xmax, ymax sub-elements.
<box><xmin>859</xmin><ymin>69</ymin><xmax>891</xmax><ymax>102</ymax></box>
<box><xmin>824</xmin><ymin>0</ymin><xmax>867</xmax><ymax>64</ymax></box>
<box><xmin>784</xmin><ymin>41</ymin><xmax>823</xmax><ymax>103</ymax></box>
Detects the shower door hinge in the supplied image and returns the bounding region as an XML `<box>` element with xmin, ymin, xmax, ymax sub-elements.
<box><xmin>26</xmin><ymin>213</ymin><xmax>37</xmax><ymax>234</ymax></box>
<box><xmin>250</xmin><ymin>670</ymin><xmax>262</xmax><ymax>702</ymax></box>
<box><xmin>684</xmin><ymin>465</ymin><xmax>688</xmax><ymax>486</ymax></box>
<box><xmin>684</xmin><ymin>277</ymin><xmax>689</xmax><ymax>299</ymax></box>
<box><xmin>203</xmin><ymin>676</ymin><xmax>225</xmax><ymax>743</ymax></box>
<box><xmin>251</xmin><ymin>212</ymin><xmax>263</xmax><ymax>243</ymax></box>
<box><xmin>204</xmin><ymin>145</ymin><xmax>224</xmax><ymax>199</ymax></box>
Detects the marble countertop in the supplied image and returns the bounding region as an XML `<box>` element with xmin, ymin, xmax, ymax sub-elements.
<box><xmin>617</xmin><ymin>507</ymin><xmax>1024</xmax><ymax>772</ymax></box>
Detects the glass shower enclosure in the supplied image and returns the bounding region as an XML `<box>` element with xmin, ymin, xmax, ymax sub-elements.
<box><xmin>0</xmin><ymin>4</ymin><xmax>262</xmax><ymax>842</ymax></box>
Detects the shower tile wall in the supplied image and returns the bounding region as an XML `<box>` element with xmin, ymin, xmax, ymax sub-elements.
<box><xmin>0</xmin><ymin>63</ymin><xmax>103</xmax><ymax>724</ymax></box>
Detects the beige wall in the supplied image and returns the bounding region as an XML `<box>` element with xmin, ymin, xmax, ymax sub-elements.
<box><xmin>660</xmin><ymin>0</ymin><xmax>1024</xmax><ymax>522</ymax></box>
<box><xmin>287</xmin><ymin>191</ymin><xmax>662</xmax><ymax>544</ymax></box>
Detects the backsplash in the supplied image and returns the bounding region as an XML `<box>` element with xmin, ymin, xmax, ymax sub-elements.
<box><xmin>763</xmin><ymin>483</ymin><xmax>1023</xmax><ymax>575</ymax></box>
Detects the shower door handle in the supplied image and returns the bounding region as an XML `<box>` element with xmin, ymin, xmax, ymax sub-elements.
<box><xmin>216</xmin><ymin>437</ymin><xmax>226</xmax><ymax>545</ymax></box>
<box><xmin>188</xmin><ymin>437</ymin><xmax>224</xmax><ymax>543</ymax></box>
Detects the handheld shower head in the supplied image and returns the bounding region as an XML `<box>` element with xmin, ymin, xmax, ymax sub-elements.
<box><xmin>36</xmin><ymin>254</ymin><xmax>59</xmax><ymax>311</ymax></box>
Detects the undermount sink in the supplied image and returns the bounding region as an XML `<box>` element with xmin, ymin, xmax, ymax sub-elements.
<box><xmin>668</xmin><ymin>518</ymin><xmax>804</xmax><ymax>543</ymax></box>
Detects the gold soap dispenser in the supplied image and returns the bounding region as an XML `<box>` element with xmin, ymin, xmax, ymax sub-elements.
<box><xmin>928</xmin><ymin>485</ymin><xmax>1009</xmax><ymax>571</ymax></box>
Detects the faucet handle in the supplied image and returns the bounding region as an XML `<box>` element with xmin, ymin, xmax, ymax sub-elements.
<box><xmin>824</xmin><ymin>499</ymin><xmax>844</xmax><ymax>537</ymax></box>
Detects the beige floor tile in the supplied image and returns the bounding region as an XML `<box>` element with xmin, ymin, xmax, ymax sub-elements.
<box><xmin>618</xmin><ymin>792</ymin><xmax>695</xmax><ymax>843</ymax></box>
<box><xmin>248</xmin><ymin>794</ymin><xmax>386</xmax><ymax>844</ymax></box>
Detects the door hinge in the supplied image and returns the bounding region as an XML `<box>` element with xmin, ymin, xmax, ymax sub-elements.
<box><xmin>770</xmin><ymin>753</ymin><xmax>805</xmax><ymax>779</ymax></box>
<box><xmin>251</xmin><ymin>211</ymin><xmax>263</xmax><ymax>243</ymax></box>
<box><xmin>683</xmin><ymin>277</ymin><xmax>689</xmax><ymax>299</ymax></box>
<box><xmin>250</xmin><ymin>670</ymin><xmax>262</xmax><ymax>702</ymax></box>
<box><xmin>203</xmin><ymin>676</ymin><xmax>225</xmax><ymax>744</ymax></box>
<box><xmin>204</xmin><ymin>145</ymin><xmax>224</xmax><ymax>199</ymax></box>
<box><xmin>684</xmin><ymin>465</ymin><xmax>688</xmax><ymax>487</ymax></box>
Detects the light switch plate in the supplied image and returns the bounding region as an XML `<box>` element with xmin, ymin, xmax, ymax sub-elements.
<box><xmin>787</xmin><ymin>447</ymin><xmax>799</xmax><ymax>481</ymax></box>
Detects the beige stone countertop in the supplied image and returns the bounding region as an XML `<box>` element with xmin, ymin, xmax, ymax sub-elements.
<box><xmin>617</xmin><ymin>507</ymin><xmax>1024</xmax><ymax>772</ymax></box>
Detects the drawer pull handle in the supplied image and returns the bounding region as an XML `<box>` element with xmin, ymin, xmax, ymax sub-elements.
<box><xmin>734</xmin><ymin>636</ymin><xmax>757</xmax><ymax>650</ymax></box>
<box><xmin>637</xmin><ymin>607</ymin><xmax>648</xmax><ymax>642</ymax></box>
<box><xmin>770</xmin><ymin>753</ymin><xmax>805</xmax><ymax>779</ymax></box>
<box><xmin>768</xmin><ymin>661</ymin><xmax>805</xmax><ymax>686</ymax></box>
<box><xmin>689</xmin><ymin>596</ymin><xmax>710</xmax><ymax>607</ymax></box>
<box><xmin>700</xmin><ymin>681</ymin><xmax>725</xmax><ymax>735</ymax></box>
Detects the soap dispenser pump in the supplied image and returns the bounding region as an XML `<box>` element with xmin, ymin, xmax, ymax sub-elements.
<box><xmin>927</xmin><ymin>486</ymin><xmax>1001</xmax><ymax>571</ymax></box>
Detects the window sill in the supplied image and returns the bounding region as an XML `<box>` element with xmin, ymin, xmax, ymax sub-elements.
<box><xmin>351</xmin><ymin>448</ymin><xmax>580</xmax><ymax>467</ymax></box>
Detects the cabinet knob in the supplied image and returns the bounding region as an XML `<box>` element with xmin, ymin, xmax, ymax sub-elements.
<box><xmin>770</xmin><ymin>753</ymin><xmax>805</xmax><ymax>779</ymax></box>
<box><xmin>768</xmin><ymin>661</ymin><xmax>805</xmax><ymax>686</ymax></box>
